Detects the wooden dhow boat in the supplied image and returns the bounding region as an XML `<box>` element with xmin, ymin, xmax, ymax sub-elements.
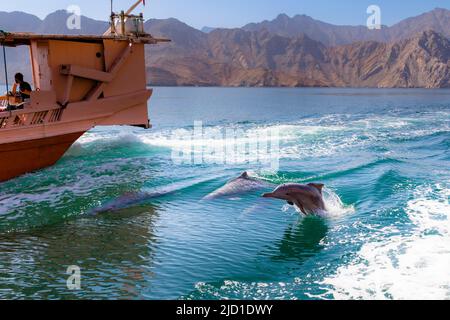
<box><xmin>0</xmin><ymin>0</ymin><xmax>169</xmax><ymax>182</ymax></box>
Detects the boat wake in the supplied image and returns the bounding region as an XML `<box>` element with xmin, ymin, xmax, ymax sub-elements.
<box><xmin>319</xmin><ymin>183</ymin><xmax>450</xmax><ymax>300</ymax></box>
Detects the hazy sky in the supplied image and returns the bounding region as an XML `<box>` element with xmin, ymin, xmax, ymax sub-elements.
<box><xmin>1</xmin><ymin>0</ymin><xmax>449</xmax><ymax>29</ymax></box>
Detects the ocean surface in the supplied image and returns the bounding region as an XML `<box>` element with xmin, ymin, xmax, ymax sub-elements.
<box><xmin>0</xmin><ymin>87</ymin><xmax>449</xmax><ymax>300</ymax></box>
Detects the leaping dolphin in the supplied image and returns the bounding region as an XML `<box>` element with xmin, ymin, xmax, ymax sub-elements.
<box><xmin>203</xmin><ymin>172</ymin><xmax>274</xmax><ymax>200</ymax></box>
<box><xmin>262</xmin><ymin>183</ymin><xmax>326</xmax><ymax>215</ymax></box>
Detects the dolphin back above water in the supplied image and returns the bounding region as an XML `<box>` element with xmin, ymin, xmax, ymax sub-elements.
<box><xmin>263</xmin><ymin>183</ymin><xmax>326</xmax><ymax>215</ymax></box>
<box><xmin>91</xmin><ymin>172</ymin><xmax>328</xmax><ymax>217</ymax></box>
<box><xmin>203</xmin><ymin>172</ymin><xmax>274</xmax><ymax>200</ymax></box>
<box><xmin>91</xmin><ymin>175</ymin><xmax>226</xmax><ymax>215</ymax></box>
<box><xmin>90</xmin><ymin>192</ymin><xmax>155</xmax><ymax>215</ymax></box>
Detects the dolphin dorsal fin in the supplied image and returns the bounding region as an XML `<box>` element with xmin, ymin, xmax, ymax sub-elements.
<box><xmin>308</xmin><ymin>183</ymin><xmax>325</xmax><ymax>194</ymax></box>
<box><xmin>240</xmin><ymin>171</ymin><xmax>249</xmax><ymax>179</ymax></box>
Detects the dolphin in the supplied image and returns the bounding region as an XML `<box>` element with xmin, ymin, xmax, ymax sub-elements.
<box><xmin>90</xmin><ymin>192</ymin><xmax>155</xmax><ymax>215</ymax></box>
<box><xmin>262</xmin><ymin>183</ymin><xmax>326</xmax><ymax>215</ymax></box>
<box><xmin>91</xmin><ymin>174</ymin><xmax>226</xmax><ymax>215</ymax></box>
<box><xmin>203</xmin><ymin>172</ymin><xmax>274</xmax><ymax>200</ymax></box>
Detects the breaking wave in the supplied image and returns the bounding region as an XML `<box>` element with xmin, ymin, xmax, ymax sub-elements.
<box><xmin>319</xmin><ymin>184</ymin><xmax>450</xmax><ymax>300</ymax></box>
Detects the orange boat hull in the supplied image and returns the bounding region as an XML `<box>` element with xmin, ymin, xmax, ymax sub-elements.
<box><xmin>0</xmin><ymin>132</ymin><xmax>84</xmax><ymax>182</ymax></box>
<box><xmin>0</xmin><ymin>34</ymin><xmax>158</xmax><ymax>183</ymax></box>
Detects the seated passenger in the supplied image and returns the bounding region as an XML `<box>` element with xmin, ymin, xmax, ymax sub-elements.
<box><xmin>0</xmin><ymin>73</ymin><xmax>32</xmax><ymax>110</ymax></box>
<box><xmin>14</xmin><ymin>73</ymin><xmax>32</xmax><ymax>101</ymax></box>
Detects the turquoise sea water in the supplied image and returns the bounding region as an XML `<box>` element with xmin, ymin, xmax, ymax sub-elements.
<box><xmin>0</xmin><ymin>87</ymin><xmax>449</xmax><ymax>300</ymax></box>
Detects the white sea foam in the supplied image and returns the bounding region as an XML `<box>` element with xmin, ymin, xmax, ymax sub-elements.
<box><xmin>80</xmin><ymin>132</ymin><xmax>142</xmax><ymax>147</ymax></box>
<box><xmin>322</xmin><ymin>188</ymin><xmax>356</xmax><ymax>218</ymax></box>
<box><xmin>140</xmin><ymin>124</ymin><xmax>346</xmax><ymax>147</ymax></box>
<box><xmin>320</xmin><ymin>184</ymin><xmax>450</xmax><ymax>300</ymax></box>
<box><xmin>191</xmin><ymin>279</ymin><xmax>304</xmax><ymax>300</ymax></box>
<box><xmin>69</xmin><ymin>112</ymin><xmax>448</xmax><ymax>166</ymax></box>
<box><xmin>131</xmin><ymin>123</ymin><xmax>361</xmax><ymax>167</ymax></box>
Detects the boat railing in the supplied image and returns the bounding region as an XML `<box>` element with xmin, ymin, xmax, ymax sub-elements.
<box><xmin>0</xmin><ymin>103</ymin><xmax>64</xmax><ymax>130</ymax></box>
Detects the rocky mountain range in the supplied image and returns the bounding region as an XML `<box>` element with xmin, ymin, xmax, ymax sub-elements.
<box><xmin>243</xmin><ymin>8</ymin><xmax>450</xmax><ymax>46</ymax></box>
<box><xmin>0</xmin><ymin>8</ymin><xmax>449</xmax><ymax>88</ymax></box>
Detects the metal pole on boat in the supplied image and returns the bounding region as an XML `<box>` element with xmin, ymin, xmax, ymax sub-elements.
<box><xmin>0</xmin><ymin>30</ymin><xmax>11</xmax><ymax>110</ymax></box>
<box><xmin>2</xmin><ymin>44</ymin><xmax>10</xmax><ymax>106</ymax></box>
<box><xmin>2</xmin><ymin>46</ymin><xmax>8</xmax><ymax>93</ymax></box>
<box><xmin>0</xmin><ymin>31</ymin><xmax>8</xmax><ymax>96</ymax></box>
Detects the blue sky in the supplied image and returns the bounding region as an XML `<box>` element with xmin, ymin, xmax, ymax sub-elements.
<box><xmin>2</xmin><ymin>0</ymin><xmax>449</xmax><ymax>29</ymax></box>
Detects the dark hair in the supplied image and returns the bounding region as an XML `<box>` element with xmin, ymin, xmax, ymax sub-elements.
<box><xmin>15</xmin><ymin>73</ymin><xmax>24</xmax><ymax>82</ymax></box>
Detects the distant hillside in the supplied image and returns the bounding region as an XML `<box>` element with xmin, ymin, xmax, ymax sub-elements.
<box><xmin>0</xmin><ymin>8</ymin><xmax>449</xmax><ymax>88</ymax></box>
<box><xmin>147</xmin><ymin>29</ymin><xmax>450</xmax><ymax>88</ymax></box>
<box><xmin>144</xmin><ymin>8</ymin><xmax>450</xmax><ymax>88</ymax></box>
<box><xmin>201</xmin><ymin>27</ymin><xmax>216</xmax><ymax>34</ymax></box>
<box><xmin>0</xmin><ymin>11</ymin><xmax>42</xmax><ymax>32</ymax></box>
<box><xmin>36</xmin><ymin>10</ymin><xmax>108</xmax><ymax>35</ymax></box>
<box><xmin>242</xmin><ymin>8</ymin><xmax>450</xmax><ymax>46</ymax></box>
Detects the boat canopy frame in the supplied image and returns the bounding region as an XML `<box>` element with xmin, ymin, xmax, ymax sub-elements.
<box><xmin>0</xmin><ymin>32</ymin><xmax>170</xmax><ymax>47</ymax></box>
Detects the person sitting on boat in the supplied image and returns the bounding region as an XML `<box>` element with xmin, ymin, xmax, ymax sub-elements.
<box><xmin>13</xmin><ymin>73</ymin><xmax>32</xmax><ymax>101</ymax></box>
<box><xmin>0</xmin><ymin>73</ymin><xmax>32</xmax><ymax>105</ymax></box>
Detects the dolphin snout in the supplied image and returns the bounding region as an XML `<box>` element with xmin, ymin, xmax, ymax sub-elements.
<box><xmin>262</xmin><ymin>192</ymin><xmax>274</xmax><ymax>198</ymax></box>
